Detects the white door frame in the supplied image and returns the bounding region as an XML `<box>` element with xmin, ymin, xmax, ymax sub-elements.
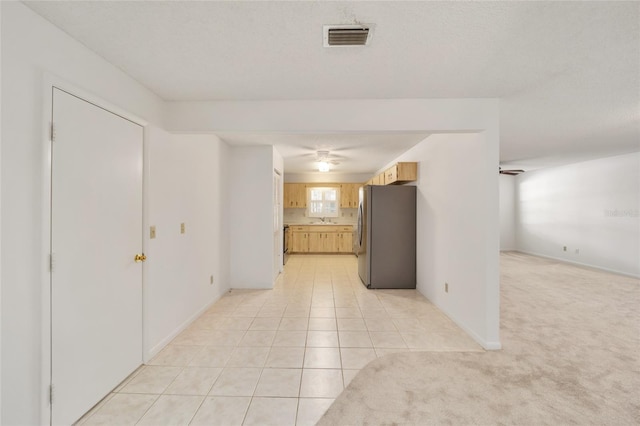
<box><xmin>0</xmin><ymin>5</ymin><xmax>3</xmax><ymax>420</ymax></box>
<box><xmin>273</xmin><ymin>169</ymin><xmax>283</xmax><ymax>276</ymax></box>
<box><xmin>39</xmin><ymin>74</ymin><xmax>149</xmax><ymax>425</ymax></box>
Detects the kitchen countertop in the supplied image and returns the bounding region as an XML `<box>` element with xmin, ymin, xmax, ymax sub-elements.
<box><xmin>286</xmin><ymin>223</ymin><xmax>354</xmax><ymax>227</ymax></box>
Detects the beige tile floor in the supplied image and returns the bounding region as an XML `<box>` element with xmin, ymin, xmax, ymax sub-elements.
<box><xmin>77</xmin><ymin>254</ymin><xmax>481</xmax><ymax>425</ymax></box>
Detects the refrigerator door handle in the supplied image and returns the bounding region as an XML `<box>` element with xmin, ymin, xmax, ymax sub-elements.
<box><xmin>357</xmin><ymin>202</ymin><xmax>363</xmax><ymax>247</ymax></box>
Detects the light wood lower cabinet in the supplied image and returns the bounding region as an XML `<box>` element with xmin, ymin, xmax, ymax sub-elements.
<box><xmin>337</xmin><ymin>232</ymin><xmax>353</xmax><ymax>253</ymax></box>
<box><xmin>290</xmin><ymin>226</ymin><xmax>309</xmax><ymax>252</ymax></box>
<box><xmin>309</xmin><ymin>232</ymin><xmax>337</xmax><ymax>252</ymax></box>
<box><xmin>307</xmin><ymin>232</ymin><xmax>324</xmax><ymax>252</ymax></box>
<box><xmin>289</xmin><ymin>225</ymin><xmax>354</xmax><ymax>254</ymax></box>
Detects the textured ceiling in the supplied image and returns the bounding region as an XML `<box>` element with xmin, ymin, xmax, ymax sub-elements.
<box><xmin>24</xmin><ymin>1</ymin><xmax>640</xmax><ymax>170</ymax></box>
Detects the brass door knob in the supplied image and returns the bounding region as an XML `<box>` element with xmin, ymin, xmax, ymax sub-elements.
<box><xmin>134</xmin><ymin>253</ymin><xmax>147</xmax><ymax>263</ymax></box>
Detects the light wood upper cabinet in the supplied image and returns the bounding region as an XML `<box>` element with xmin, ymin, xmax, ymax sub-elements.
<box><xmin>353</xmin><ymin>184</ymin><xmax>362</xmax><ymax>206</ymax></box>
<box><xmin>385</xmin><ymin>166</ymin><xmax>397</xmax><ymax>183</ymax></box>
<box><xmin>384</xmin><ymin>162</ymin><xmax>417</xmax><ymax>185</ymax></box>
<box><xmin>340</xmin><ymin>183</ymin><xmax>360</xmax><ymax>208</ymax></box>
<box><xmin>284</xmin><ymin>183</ymin><xmax>293</xmax><ymax>207</ymax></box>
<box><xmin>294</xmin><ymin>184</ymin><xmax>307</xmax><ymax>208</ymax></box>
<box><xmin>363</xmin><ymin>162</ymin><xmax>417</xmax><ymax>186</ymax></box>
<box><xmin>284</xmin><ymin>183</ymin><xmax>307</xmax><ymax>208</ymax></box>
<box><xmin>284</xmin><ymin>183</ymin><xmax>363</xmax><ymax>208</ymax></box>
<box><xmin>368</xmin><ymin>173</ymin><xmax>385</xmax><ymax>186</ymax></box>
<box><xmin>339</xmin><ymin>184</ymin><xmax>350</xmax><ymax>207</ymax></box>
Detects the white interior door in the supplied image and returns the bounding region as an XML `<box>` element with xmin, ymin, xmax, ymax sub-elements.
<box><xmin>51</xmin><ymin>88</ymin><xmax>143</xmax><ymax>424</ymax></box>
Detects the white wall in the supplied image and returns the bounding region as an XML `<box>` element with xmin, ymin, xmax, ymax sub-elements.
<box><xmin>515</xmin><ymin>152</ymin><xmax>640</xmax><ymax>277</ymax></box>
<box><xmin>285</xmin><ymin>172</ymin><xmax>371</xmax><ymax>183</ymax></box>
<box><xmin>0</xmin><ymin>4</ymin><xmax>501</xmax><ymax>421</ymax></box>
<box><xmin>229</xmin><ymin>146</ymin><xmax>277</xmax><ymax>288</ymax></box>
<box><xmin>500</xmin><ymin>175</ymin><xmax>517</xmax><ymax>250</ymax></box>
<box><xmin>166</xmin><ymin>98</ymin><xmax>501</xmax><ymax>349</ymax></box>
<box><xmin>0</xmin><ymin>3</ymin><xmax>227</xmax><ymax>423</ymax></box>
<box><xmin>378</xmin><ymin>133</ymin><xmax>501</xmax><ymax>349</ymax></box>
<box><xmin>145</xmin><ymin>130</ymin><xmax>231</xmax><ymax>358</ymax></box>
<box><xmin>273</xmin><ymin>147</ymin><xmax>284</xmax><ymax>179</ymax></box>
<box><xmin>1</xmin><ymin>3</ymin><xmax>159</xmax><ymax>423</ymax></box>
<box><xmin>166</xmin><ymin>99</ymin><xmax>500</xmax><ymax>134</ymax></box>
<box><xmin>0</xmin><ymin>4</ymin><xmax>3</xmax><ymax>421</ymax></box>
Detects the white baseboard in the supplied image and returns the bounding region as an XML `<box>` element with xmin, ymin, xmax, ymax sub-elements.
<box><xmin>440</xmin><ymin>305</ymin><xmax>502</xmax><ymax>351</ymax></box>
<box><xmin>514</xmin><ymin>250</ymin><xmax>640</xmax><ymax>279</ymax></box>
<box><xmin>415</xmin><ymin>289</ymin><xmax>502</xmax><ymax>351</ymax></box>
<box><xmin>144</xmin><ymin>292</ymin><xmax>225</xmax><ymax>362</ymax></box>
<box><xmin>481</xmin><ymin>340</ymin><xmax>503</xmax><ymax>350</ymax></box>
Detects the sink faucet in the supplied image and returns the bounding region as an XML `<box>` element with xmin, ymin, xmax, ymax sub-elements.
<box><xmin>320</xmin><ymin>217</ymin><xmax>326</xmax><ymax>223</ymax></box>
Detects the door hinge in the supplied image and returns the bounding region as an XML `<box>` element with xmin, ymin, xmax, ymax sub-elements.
<box><xmin>49</xmin><ymin>384</ymin><xmax>55</xmax><ymax>404</ymax></box>
<box><xmin>49</xmin><ymin>253</ymin><xmax>55</xmax><ymax>272</ymax></box>
<box><xmin>50</xmin><ymin>122</ymin><xmax>56</xmax><ymax>142</ymax></box>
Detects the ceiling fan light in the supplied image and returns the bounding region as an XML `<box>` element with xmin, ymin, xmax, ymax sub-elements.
<box><xmin>318</xmin><ymin>161</ymin><xmax>330</xmax><ymax>172</ymax></box>
<box><xmin>316</xmin><ymin>150</ymin><xmax>330</xmax><ymax>160</ymax></box>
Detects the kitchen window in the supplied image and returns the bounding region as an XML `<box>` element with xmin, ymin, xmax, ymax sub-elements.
<box><xmin>307</xmin><ymin>187</ymin><xmax>339</xmax><ymax>218</ymax></box>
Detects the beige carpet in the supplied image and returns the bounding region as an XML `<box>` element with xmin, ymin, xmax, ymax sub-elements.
<box><xmin>318</xmin><ymin>252</ymin><xmax>640</xmax><ymax>425</ymax></box>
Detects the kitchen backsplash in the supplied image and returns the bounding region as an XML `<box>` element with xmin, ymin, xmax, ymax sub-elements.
<box><xmin>284</xmin><ymin>208</ymin><xmax>358</xmax><ymax>225</ymax></box>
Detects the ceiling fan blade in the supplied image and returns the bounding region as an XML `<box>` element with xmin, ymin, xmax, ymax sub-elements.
<box><xmin>499</xmin><ymin>169</ymin><xmax>525</xmax><ymax>175</ymax></box>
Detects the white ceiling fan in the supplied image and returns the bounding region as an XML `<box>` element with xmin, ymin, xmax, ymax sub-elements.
<box><xmin>288</xmin><ymin>144</ymin><xmax>351</xmax><ymax>172</ymax></box>
<box><xmin>315</xmin><ymin>150</ymin><xmax>343</xmax><ymax>172</ymax></box>
<box><xmin>499</xmin><ymin>166</ymin><xmax>525</xmax><ymax>176</ymax></box>
<box><xmin>315</xmin><ymin>150</ymin><xmax>341</xmax><ymax>165</ymax></box>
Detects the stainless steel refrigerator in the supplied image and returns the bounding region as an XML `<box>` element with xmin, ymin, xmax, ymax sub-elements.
<box><xmin>357</xmin><ymin>185</ymin><xmax>416</xmax><ymax>289</ymax></box>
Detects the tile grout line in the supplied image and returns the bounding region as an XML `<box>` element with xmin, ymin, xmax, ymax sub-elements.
<box><xmin>184</xmin><ymin>395</ymin><xmax>206</xmax><ymax>426</ymax></box>
<box><xmin>186</xmin><ymin>361</ymin><xmax>229</xmax><ymax>423</ymax></box>
<box><xmin>218</xmin><ymin>296</ymin><xmax>258</xmax><ymax>426</ymax></box>
<box><xmin>331</xmin><ymin>266</ymin><xmax>347</xmax><ymax>391</ymax></box>
<box><xmin>92</xmin><ymin>255</ymin><xmax>469</xmax><ymax>425</ymax></box>
<box><xmin>293</xmin><ymin>292</ymin><xmax>310</xmax><ymax>426</ymax></box>
<box><xmin>74</xmin><ymin>391</ymin><xmax>116</xmax><ymax>425</ymax></box>
<box><xmin>132</xmin><ymin>393</ymin><xmax>161</xmax><ymax>426</ymax></box>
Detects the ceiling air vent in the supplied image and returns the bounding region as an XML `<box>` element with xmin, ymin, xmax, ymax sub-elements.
<box><xmin>323</xmin><ymin>25</ymin><xmax>372</xmax><ymax>47</ymax></box>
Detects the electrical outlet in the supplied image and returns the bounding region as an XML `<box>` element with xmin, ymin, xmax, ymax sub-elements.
<box><xmin>563</xmin><ymin>246</ymin><xmax>567</xmax><ymax>251</ymax></box>
<box><xmin>210</xmin><ymin>275</ymin><xmax>214</xmax><ymax>285</ymax></box>
<box><xmin>445</xmin><ymin>282</ymin><xmax>449</xmax><ymax>293</ymax></box>
<box><xmin>150</xmin><ymin>226</ymin><xmax>156</xmax><ymax>239</ymax></box>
